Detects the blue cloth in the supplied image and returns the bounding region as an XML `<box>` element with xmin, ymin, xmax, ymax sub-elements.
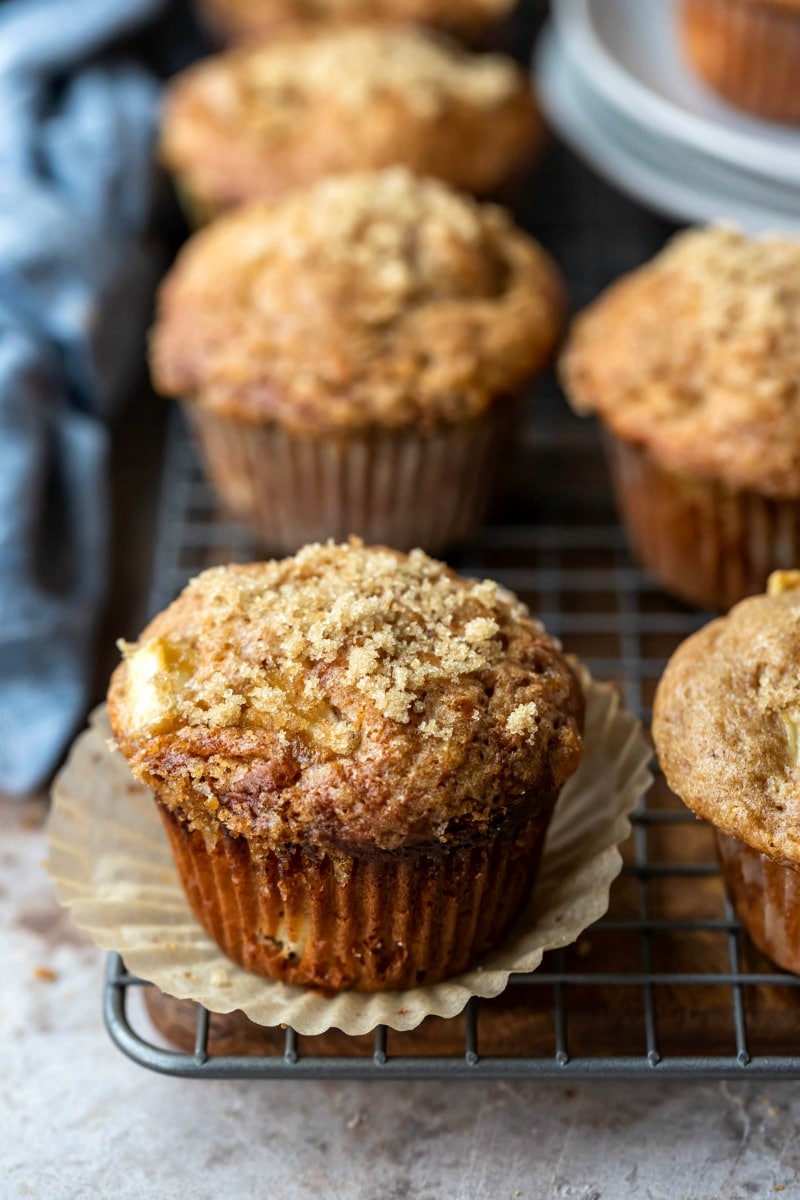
<box><xmin>0</xmin><ymin>0</ymin><xmax>165</xmax><ymax>793</ymax></box>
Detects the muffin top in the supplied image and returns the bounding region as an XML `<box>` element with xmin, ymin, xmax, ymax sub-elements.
<box><xmin>150</xmin><ymin>169</ymin><xmax>564</xmax><ymax>434</ymax></box>
<box><xmin>198</xmin><ymin>0</ymin><xmax>515</xmax><ymax>45</ymax></box>
<box><xmin>108</xmin><ymin>541</ymin><xmax>584</xmax><ymax>853</ymax></box>
<box><xmin>560</xmin><ymin>226</ymin><xmax>800</xmax><ymax>496</ymax></box>
<box><xmin>160</xmin><ymin>28</ymin><xmax>541</xmax><ymax>209</ymax></box>
<box><xmin>653</xmin><ymin>571</ymin><xmax>800</xmax><ymax>866</ymax></box>
<box><xmin>742</xmin><ymin>0</ymin><xmax>800</xmax><ymax>11</ymax></box>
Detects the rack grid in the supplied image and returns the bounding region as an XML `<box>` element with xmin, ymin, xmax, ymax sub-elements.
<box><xmin>104</xmin><ymin>405</ymin><xmax>800</xmax><ymax>1081</ymax></box>
<box><xmin>103</xmin><ymin>98</ymin><xmax>800</xmax><ymax>1077</ymax></box>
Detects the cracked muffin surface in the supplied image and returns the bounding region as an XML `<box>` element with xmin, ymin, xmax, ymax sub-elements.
<box><xmin>160</xmin><ymin>27</ymin><xmax>542</xmax><ymax>213</ymax></box>
<box><xmin>561</xmin><ymin>226</ymin><xmax>800</xmax><ymax>497</ymax></box>
<box><xmin>150</xmin><ymin>168</ymin><xmax>564</xmax><ymax>436</ymax></box>
<box><xmin>108</xmin><ymin>540</ymin><xmax>585</xmax><ymax>853</ymax></box>
<box><xmin>654</xmin><ymin>571</ymin><xmax>800</xmax><ymax>866</ymax></box>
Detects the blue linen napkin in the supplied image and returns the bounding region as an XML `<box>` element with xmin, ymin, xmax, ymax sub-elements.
<box><xmin>0</xmin><ymin>0</ymin><xmax>165</xmax><ymax>793</ymax></box>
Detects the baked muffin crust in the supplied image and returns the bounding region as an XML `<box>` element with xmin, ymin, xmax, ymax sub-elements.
<box><xmin>160</xmin><ymin>28</ymin><xmax>541</xmax><ymax>208</ymax></box>
<box><xmin>150</xmin><ymin>169</ymin><xmax>564</xmax><ymax>435</ymax></box>
<box><xmin>198</xmin><ymin>0</ymin><xmax>515</xmax><ymax>44</ymax></box>
<box><xmin>560</xmin><ymin>226</ymin><xmax>800</xmax><ymax>496</ymax></box>
<box><xmin>653</xmin><ymin>571</ymin><xmax>800</xmax><ymax>866</ymax></box>
<box><xmin>108</xmin><ymin>541</ymin><xmax>584</xmax><ymax>852</ymax></box>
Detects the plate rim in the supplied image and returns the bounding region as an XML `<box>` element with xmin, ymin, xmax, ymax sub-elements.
<box><xmin>552</xmin><ymin>0</ymin><xmax>800</xmax><ymax>188</ymax></box>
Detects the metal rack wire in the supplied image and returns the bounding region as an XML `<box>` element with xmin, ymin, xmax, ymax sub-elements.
<box><xmin>102</xmin><ymin>112</ymin><xmax>800</xmax><ymax>1078</ymax></box>
<box><xmin>104</xmin><ymin>402</ymin><xmax>800</xmax><ymax>1080</ymax></box>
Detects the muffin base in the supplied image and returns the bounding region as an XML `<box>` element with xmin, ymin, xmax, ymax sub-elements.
<box><xmin>680</xmin><ymin>0</ymin><xmax>800</xmax><ymax>124</ymax></box>
<box><xmin>715</xmin><ymin>830</ymin><xmax>800</xmax><ymax>974</ymax></box>
<box><xmin>605</xmin><ymin>434</ymin><xmax>800</xmax><ymax>611</ymax></box>
<box><xmin>186</xmin><ymin>404</ymin><xmax>512</xmax><ymax>556</ymax></box>
<box><xmin>159</xmin><ymin>798</ymin><xmax>557</xmax><ymax>993</ymax></box>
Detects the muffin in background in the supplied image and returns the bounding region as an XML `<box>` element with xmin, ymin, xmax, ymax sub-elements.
<box><xmin>149</xmin><ymin>168</ymin><xmax>564</xmax><ymax>556</ymax></box>
<box><xmin>160</xmin><ymin>27</ymin><xmax>543</xmax><ymax>225</ymax></box>
<box><xmin>560</xmin><ymin>225</ymin><xmax>800</xmax><ymax>612</ymax></box>
<box><xmin>680</xmin><ymin>0</ymin><xmax>800</xmax><ymax>125</ymax></box>
<box><xmin>654</xmin><ymin>571</ymin><xmax>800</xmax><ymax>973</ymax></box>
<box><xmin>197</xmin><ymin>0</ymin><xmax>516</xmax><ymax>47</ymax></box>
<box><xmin>107</xmin><ymin>541</ymin><xmax>585</xmax><ymax>992</ymax></box>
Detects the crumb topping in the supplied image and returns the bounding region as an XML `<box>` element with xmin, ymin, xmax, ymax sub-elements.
<box><xmin>159</xmin><ymin>24</ymin><xmax>540</xmax><ymax>213</ymax></box>
<box><xmin>654</xmin><ymin>577</ymin><xmax>800</xmax><ymax>865</ymax></box>
<box><xmin>561</xmin><ymin>226</ymin><xmax>800</xmax><ymax>495</ymax></box>
<box><xmin>150</xmin><ymin>169</ymin><xmax>563</xmax><ymax>433</ymax></box>
<box><xmin>199</xmin><ymin>29</ymin><xmax>519</xmax><ymax>124</ymax></box>
<box><xmin>506</xmin><ymin>701</ymin><xmax>539</xmax><ymax>736</ymax></box>
<box><xmin>108</xmin><ymin>542</ymin><xmax>584</xmax><ymax>850</ymax></box>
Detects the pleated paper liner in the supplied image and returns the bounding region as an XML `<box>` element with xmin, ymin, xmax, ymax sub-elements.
<box><xmin>47</xmin><ymin>668</ymin><xmax>651</xmax><ymax>1036</ymax></box>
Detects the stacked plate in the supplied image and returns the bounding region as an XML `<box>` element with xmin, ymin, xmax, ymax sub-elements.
<box><xmin>535</xmin><ymin>0</ymin><xmax>800</xmax><ymax>233</ymax></box>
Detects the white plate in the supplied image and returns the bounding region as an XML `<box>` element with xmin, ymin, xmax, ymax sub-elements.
<box><xmin>535</xmin><ymin>28</ymin><xmax>800</xmax><ymax>235</ymax></box>
<box><xmin>553</xmin><ymin>0</ymin><xmax>800</xmax><ymax>188</ymax></box>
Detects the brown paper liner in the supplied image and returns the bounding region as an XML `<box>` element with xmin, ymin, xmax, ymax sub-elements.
<box><xmin>605</xmin><ymin>434</ymin><xmax>800</xmax><ymax>611</ymax></box>
<box><xmin>186</xmin><ymin>404</ymin><xmax>511</xmax><ymax>556</ymax></box>
<box><xmin>158</xmin><ymin>797</ymin><xmax>555</xmax><ymax>993</ymax></box>
<box><xmin>680</xmin><ymin>0</ymin><xmax>800</xmax><ymax>124</ymax></box>
<box><xmin>715</xmin><ymin>830</ymin><xmax>800</xmax><ymax>973</ymax></box>
<box><xmin>46</xmin><ymin>668</ymin><xmax>651</xmax><ymax>1035</ymax></box>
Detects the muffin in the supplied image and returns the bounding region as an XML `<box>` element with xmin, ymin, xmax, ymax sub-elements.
<box><xmin>654</xmin><ymin>570</ymin><xmax>800</xmax><ymax>973</ymax></box>
<box><xmin>150</xmin><ymin>168</ymin><xmax>564</xmax><ymax>555</ymax></box>
<box><xmin>107</xmin><ymin>540</ymin><xmax>585</xmax><ymax>992</ymax></box>
<box><xmin>680</xmin><ymin>0</ymin><xmax>800</xmax><ymax>124</ymax></box>
<box><xmin>196</xmin><ymin>0</ymin><xmax>516</xmax><ymax>47</ymax></box>
<box><xmin>160</xmin><ymin>27</ymin><xmax>543</xmax><ymax>225</ymax></box>
<box><xmin>560</xmin><ymin>226</ymin><xmax>800</xmax><ymax>611</ymax></box>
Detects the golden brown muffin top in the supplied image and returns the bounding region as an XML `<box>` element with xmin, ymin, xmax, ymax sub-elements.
<box><xmin>654</xmin><ymin>571</ymin><xmax>800</xmax><ymax>866</ymax></box>
<box><xmin>560</xmin><ymin>226</ymin><xmax>800</xmax><ymax>496</ymax></box>
<box><xmin>741</xmin><ymin>0</ymin><xmax>800</xmax><ymax>12</ymax></box>
<box><xmin>150</xmin><ymin>169</ymin><xmax>564</xmax><ymax>434</ymax></box>
<box><xmin>108</xmin><ymin>541</ymin><xmax>584</xmax><ymax>852</ymax></box>
<box><xmin>160</xmin><ymin>28</ymin><xmax>541</xmax><ymax>208</ymax></box>
<box><xmin>198</xmin><ymin>0</ymin><xmax>515</xmax><ymax>45</ymax></box>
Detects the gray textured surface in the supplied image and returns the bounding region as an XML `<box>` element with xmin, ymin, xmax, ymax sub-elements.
<box><xmin>4</xmin><ymin>796</ymin><xmax>800</xmax><ymax>1200</ymax></box>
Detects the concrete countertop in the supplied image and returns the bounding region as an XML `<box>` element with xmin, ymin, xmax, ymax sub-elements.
<box><xmin>4</xmin><ymin>795</ymin><xmax>800</xmax><ymax>1200</ymax></box>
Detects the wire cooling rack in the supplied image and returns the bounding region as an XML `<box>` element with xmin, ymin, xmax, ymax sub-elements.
<box><xmin>103</xmin><ymin>67</ymin><xmax>800</xmax><ymax>1078</ymax></box>
<box><xmin>104</xmin><ymin>397</ymin><xmax>800</xmax><ymax>1080</ymax></box>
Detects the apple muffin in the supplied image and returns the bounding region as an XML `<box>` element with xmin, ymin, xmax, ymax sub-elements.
<box><xmin>560</xmin><ymin>225</ymin><xmax>800</xmax><ymax>610</ymax></box>
<box><xmin>161</xmin><ymin>26</ymin><xmax>542</xmax><ymax>224</ymax></box>
<box><xmin>150</xmin><ymin>168</ymin><xmax>564</xmax><ymax>555</ymax></box>
<box><xmin>680</xmin><ymin>0</ymin><xmax>800</xmax><ymax>124</ymax></box>
<box><xmin>196</xmin><ymin>0</ymin><xmax>516</xmax><ymax>47</ymax></box>
<box><xmin>108</xmin><ymin>541</ymin><xmax>585</xmax><ymax>992</ymax></box>
<box><xmin>654</xmin><ymin>571</ymin><xmax>800</xmax><ymax>973</ymax></box>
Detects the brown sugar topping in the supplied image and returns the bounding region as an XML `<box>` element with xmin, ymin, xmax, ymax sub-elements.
<box><xmin>561</xmin><ymin>226</ymin><xmax>800</xmax><ymax>495</ymax></box>
<box><xmin>149</xmin><ymin>169</ymin><xmax>564</xmax><ymax>434</ymax></box>
<box><xmin>120</xmin><ymin>541</ymin><xmax>507</xmax><ymax>738</ymax></box>
<box><xmin>108</xmin><ymin>542</ymin><xmax>584</xmax><ymax>850</ymax></box>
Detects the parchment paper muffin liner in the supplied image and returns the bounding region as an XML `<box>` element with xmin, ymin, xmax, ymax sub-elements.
<box><xmin>47</xmin><ymin>668</ymin><xmax>651</xmax><ymax>1035</ymax></box>
<box><xmin>715</xmin><ymin>830</ymin><xmax>800</xmax><ymax>974</ymax></box>
<box><xmin>681</xmin><ymin>0</ymin><xmax>800</xmax><ymax>125</ymax></box>
<box><xmin>606</xmin><ymin>434</ymin><xmax>800</xmax><ymax>611</ymax></box>
<box><xmin>186</xmin><ymin>404</ymin><xmax>511</xmax><ymax>557</ymax></box>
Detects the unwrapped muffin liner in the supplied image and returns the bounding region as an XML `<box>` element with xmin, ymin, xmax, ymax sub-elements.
<box><xmin>681</xmin><ymin>0</ymin><xmax>800</xmax><ymax>124</ymax></box>
<box><xmin>606</xmin><ymin>433</ymin><xmax>800</xmax><ymax>611</ymax></box>
<box><xmin>47</xmin><ymin>669</ymin><xmax>651</xmax><ymax>1035</ymax></box>
<box><xmin>715</xmin><ymin>830</ymin><xmax>800</xmax><ymax>974</ymax></box>
<box><xmin>187</xmin><ymin>405</ymin><xmax>511</xmax><ymax>556</ymax></box>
